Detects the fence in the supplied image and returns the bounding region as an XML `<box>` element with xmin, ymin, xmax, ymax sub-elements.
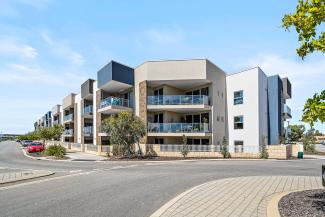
<box><xmin>85</xmin><ymin>143</ymin><xmax>98</xmax><ymax>152</ymax></box>
<box><xmin>160</xmin><ymin>144</ymin><xmax>214</xmax><ymax>152</ymax></box>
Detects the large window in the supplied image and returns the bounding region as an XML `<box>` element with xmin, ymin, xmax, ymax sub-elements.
<box><xmin>234</xmin><ymin>90</ymin><xmax>243</xmax><ymax>105</ymax></box>
<box><xmin>234</xmin><ymin>141</ymin><xmax>243</xmax><ymax>153</ymax></box>
<box><xmin>234</xmin><ymin>116</ymin><xmax>244</xmax><ymax>129</ymax></box>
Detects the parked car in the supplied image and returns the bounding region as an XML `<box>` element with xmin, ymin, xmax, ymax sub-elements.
<box><xmin>321</xmin><ymin>141</ymin><xmax>325</xmax><ymax>145</ymax></box>
<box><xmin>21</xmin><ymin>140</ymin><xmax>33</xmax><ymax>147</ymax></box>
<box><xmin>27</xmin><ymin>142</ymin><xmax>45</xmax><ymax>153</ymax></box>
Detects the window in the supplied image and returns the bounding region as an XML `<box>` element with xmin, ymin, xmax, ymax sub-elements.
<box><xmin>234</xmin><ymin>141</ymin><xmax>243</xmax><ymax>153</ymax></box>
<box><xmin>221</xmin><ymin>116</ymin><xmax>224</xmax><ymax>122</ymax></box>
<box><xmin>154</xmin><ymin>138</ymin><xmax>164</xmax><ymax>144</ymax></box>
<box><xmin>154</xmin><ymin>113</ymin><xmax>163</xmax><ymax>123</ymax></box>
<box><xmin>234</xmin><ymin>116</ymin><xmax>244</xmax><ymax>129</ymax></box>
<box><xmin>234</xmin><ymin>90</ymin><xmax>243</xmax><ymax>105</ymax></box>
<box><xmin>201</xmin><ymin>139</ymin><xmax>209</xmax><ymax>145</ymax></box>
<box><xmin>217</xmin><ymin>116</ymin><xmax>220</xmax><ymax>122</ymax></box>
<box><xmin>201</xmin><ymin>87</ymin><xmax>209</xmax><ymax>96</ymax></box>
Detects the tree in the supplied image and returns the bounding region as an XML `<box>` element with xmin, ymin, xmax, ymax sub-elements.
<box><xmin>303</xmin><ymin>128</ymin><xmax>317</xmax><ymax>153</ymax></box>
<box><xmin>180</xmin><ymin>134</ymin><xmax>189</xmax><ymax>158</ymax></box>
<box><xmin>282</xmin><ymin>0</ymin><xmax>325</xmax><ymax>59</ymax></box>
<box><xmin>51</xmin><ymin>124</ymin><xmax>64</xmax><ymax>141</ymax></box>
<box><xmin>288</xmin><ymin>124</ymin><xmax>306</xmax><ymax>142</ymax></box>
<box><xmin>314</xmin><ymin>130</ymin><xmax>323</xmax><ymax>136</ymax></box>
<box><xmin>221</xmin><ymin>136</ymin><xmax>230</xmax><ymax>158</ymax></box>
<box><xmin>38</xmin><ymin>128</ymin><xmax>54</xmax><ymax>144</ymax></box>
<box><xmin>260</xmin><ymin>135</ymin><xmax>269</xmax><ymax>159</ymax></box>
<box><xmin>301</xmin><ymin>90</ymin><xmax>325</xmax><ymax>127</ymax></box>
<box><xmin>101</xmin><ymin>111</ymin><xmax>146</xmax><ymax>158</ymax></box>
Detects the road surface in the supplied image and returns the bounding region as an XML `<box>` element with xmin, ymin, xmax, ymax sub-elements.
<box><xmin>0</xmin><ymin>141</ymin><xmax>324</xmax><ymax>217</ymax></box>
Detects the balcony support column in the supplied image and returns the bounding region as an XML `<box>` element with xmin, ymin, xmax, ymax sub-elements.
<box><xmin>96</xmin><ymin>90</ymin><xmax>102</xmax><ymax>146</ymax></box>
<box><xmin>139</xmin><ymin>81</ymin><xmax>148</xmax><ymax>145</ymax></box>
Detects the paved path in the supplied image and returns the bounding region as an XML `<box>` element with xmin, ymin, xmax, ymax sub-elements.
<box><xmin>0</xmin><ymin>169</ymin><xmax>54</xmax><ymax>184</ymax></box>
<box><xmin>66</xmin><ymin>151</ymin><xmax>106</xmax><ymax>161</ymax></box>
<box><xmin>151</xmin><ymin>176</ymin><xmax>324</xmax><ymax>217</ymax></box>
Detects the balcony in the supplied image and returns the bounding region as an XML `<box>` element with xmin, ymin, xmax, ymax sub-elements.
<box><xmin>63</xmin><ymin>129</ymin><xmax>73</xmax><ymax>137</ymax></box>
<box><xmin>53</xmin><ymin>119</ymin><xmax>59</xmax><ymax>125</ymax></box>
<box><xmin>98</xmin><ymin>97</ymin><xmax>132</xmax><ymax>114</ymax></box>
<box><xmin>148</xmin><ymin>123</ymin><xmax>211</xmax><ymax>137</ymax></box>
<box><xmin>283</xmin><ymin>104</ymin><xmax>292</xmax><ymax>119</ymax></box>
<box><xmin>82</xmin><ymin>105</ymin><xmax>93</xmax><ymax>117</ymax></box>
<box><xmin>83</xmin><ymin>126</ymin><xmax>93</xmax><ymax>136</ymax></box>
<box><xmin>63</xmin><ymin>114</ymin><xmax>74</xmax><ymax>123</ymax></box>
<box><xmin>147</xmin><ymin>95</ymin><xmax>210</xmax><ymax>112</ymax></box>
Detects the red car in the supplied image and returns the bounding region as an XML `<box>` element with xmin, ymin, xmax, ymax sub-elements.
<box><xmin>27</xmin><ymin>142</ymin><xmax>45</xmax><ymax>153</ymax></box>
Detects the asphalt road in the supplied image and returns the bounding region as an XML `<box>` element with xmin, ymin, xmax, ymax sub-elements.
<box><xmin>0</xmin><ymin>141</ymin><xmax>324</xmax><ymax>217</ymax></box>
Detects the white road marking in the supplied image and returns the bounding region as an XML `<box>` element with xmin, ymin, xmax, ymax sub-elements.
<box><xmin>0</xmin><ymin>171</ymin><xmax>96</xmax><ymax>191</ymax></box>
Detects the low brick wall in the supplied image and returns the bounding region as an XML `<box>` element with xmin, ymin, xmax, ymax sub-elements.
<box><xmin>267</xmin><ymin>145</ymin><xmax>290</xmax><ymax>159</ymax></box>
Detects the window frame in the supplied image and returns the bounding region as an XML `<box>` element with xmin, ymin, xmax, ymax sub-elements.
<box><xmin>234</xmin><ymin>90</ymin><xmax>244</xmax><ymax>105</ymax></box>
<box><xmin>234</xmin><ymin>115</ymin><xmax>244</xmax><ymax>129</ymax></box>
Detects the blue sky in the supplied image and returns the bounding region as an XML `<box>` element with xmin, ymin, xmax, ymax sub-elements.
<box><xmin>0</xmin><ymin>0</ymin><xmax>324</xmax><ymax>134</ymax></box>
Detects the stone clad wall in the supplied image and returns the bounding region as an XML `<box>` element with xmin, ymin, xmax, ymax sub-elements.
<box><xmin>139</xmin><ymin>81</ymin><xmax>147</xmax><ymax>145</ymax></box>
<box><xmin>96</xmin><ymin>90</ymin><xmax>101</xmax><ymax>146</ymax></box>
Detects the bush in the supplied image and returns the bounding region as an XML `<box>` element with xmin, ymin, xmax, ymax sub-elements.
<box><xmin>180</xmin><ymin>135</ymin><xmax>189</xmax><ymax>158</ymax></box>
<box><xmin>221</xmin><ymin>136</ymin><xmax>231</xmax><ymax>158</ymax></box>
<box><xmin>45</xmin><ymin>144</ymin><xmax>66</xmax><ymax>159</ymax></box>
<box><xmin>112</xmin><ymin>145</ymin><xmax>126</xmax><ymax>157</ymax></box>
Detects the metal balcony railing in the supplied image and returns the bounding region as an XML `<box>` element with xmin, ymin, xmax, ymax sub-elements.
<box><xmin>283</xmin><ymin>104</ymin><xmax>292</xmax><ymax>117</ymax></box>
<box><xmin>83</xmin><ymin>126</ymin><xmax>93</xmax><ymax>135</ymax></box>
<box><xmin>160</xmin><ymin>144</ymin><xmax>213</xmax><ymax>152</ymax></box>
<box><xmin>148</xmin><ymin>123</ymin><xmax>210</xmax><ymax>133</ymax></box>
<box><xmin>148</xmin><ymin>95</ymin><xmax>209</xmax><ymax>106</ymax></box>
<box><xmin>63</xmin><ymin>129</ymin><xmax>73</xmax><ymax>135</ymax></box>
<box><xmin>82</xmin><ymin>105</ymin><xmax>93</xmax><ymax>115</ymax></box>
<box><xmin>100</xmin><ymin>97</ymin><xmax>129</xmax><ymax>108</ymax></box>
<box><xmin>63</xmin><ymin>114</ymin><xmax>73</xmax><ymax>122</ymax></box>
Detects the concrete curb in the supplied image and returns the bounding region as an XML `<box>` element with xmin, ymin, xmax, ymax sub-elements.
<box><xmin>20</xmin><ymin>146</ymin><xmax>73</xmax><ymax>162</ymax></box>
<box><xmin>266</xmin><ymin>187</ymin><xmax>323</xmax><ymax>217</ymax></box>
<box><xmin>150</xmin><ymin>181</ymin><xmax>211</xmax><ymax>217</ymax></box>
<box><xmin>0</xmin><ymin>170</ymin><xmax>55</xmax><ymax>184</ymax></box>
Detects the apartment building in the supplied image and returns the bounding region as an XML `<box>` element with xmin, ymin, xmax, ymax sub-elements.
<box><xmin>34</xmin><ymin>58</ymin><xmax>291</xmax><ymax>156</ymax></box>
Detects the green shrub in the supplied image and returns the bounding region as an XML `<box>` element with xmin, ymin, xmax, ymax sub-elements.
<box><xmin>221</xmin><ymin>136</ymin><xmax>231</xmax><ymax>158</ymax></box>
<box><xmin>45</xmin><ymin>144</ymin><xmax>66</xmax><ymax>159</ymax></box>
<box><xmin>112</xmin><ymin>145</ymin><xmax>126</xmax><ymax>156</ymax></box>
<box><xmin>180</xmin><ymin>135</ymin><xmax>189</xmax><ymax>158</ymax></box>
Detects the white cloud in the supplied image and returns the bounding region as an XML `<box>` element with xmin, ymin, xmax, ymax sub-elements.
<box><xmin>40</xmin><ymin>31</ymin><xmax>85</xmax><ymax>65</ymax></box>
<box><xmin>18</xmin><ymin>0</ymin><xmax>51</xmax><ymax>9</ymax></box>
<box><xmin>0</xmin><ymin>38</ymin><xmax>38</xmax><ymax>59</ymax></box>
<box><xmin>0</xmin><ymin>0</ymin><xmax>51</xmax><ymax>17</ymax></box>
<box><xmin>145</xmin><ymin>28</ymin><xmax>183</xmax><ymax>45</ymax></box>
<box><xmin>0</xmin><ymin>63</ymin><xmax>86</xmax><ymax>87</ymax></box>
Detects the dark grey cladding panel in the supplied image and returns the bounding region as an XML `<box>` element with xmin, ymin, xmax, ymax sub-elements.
<box><xmin>282</xmin><ymin>78</ymin><xmax>291</xmax><ymax>98</ymax></box>
<box><xmin>97</xmin><ymin>61</ymin><xmax>134</xmax><ymax>89</ymax></box>
<box><xmin>81</xmin><ymin>79</ymin><xmax>95</xmax><ymax>98</ymax></box>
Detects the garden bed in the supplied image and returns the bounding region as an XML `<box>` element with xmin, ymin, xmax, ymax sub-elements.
<box><xmin>279</xmin><ymin>189</ymin><xmax>325</xmax><ymax>217</ymax></box>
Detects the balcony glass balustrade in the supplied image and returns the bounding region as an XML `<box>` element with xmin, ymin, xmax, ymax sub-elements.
<box><xmin>283</xmin><ymin>104</ymin><xmax>291</xmax><ymax>115</ymax></box>
<box><xmin>63</xmin><ymin>114</ymin><xmax>73</xmax><ymax>122</ymax></box>
<box><xmin>147</xmin><ymin>95</ymin><xmax>209</xmax><ymax>106</ymax></box>
<box><xmin>100</xmin><ymin>97</ymin><xmax>129</xmax><ymax>108</ymax></box>
<box><xmin>83</xmin><ymin>126</ymin><xmax>93</xmax><ymax>134</ymax></box>
<box><xmin>148</xmin><ymin>123</ymin><xmax>210</xmax><ymax>133</ymax></box>
<box><xmin>63</xmin><ymin>129</ymin><xmax>73</xmax><ymax>135</ymax></box>
<box><xmin>82</xmin><ymin>105</ymin><xmax>93</xmax><ymax>115</ymax></box>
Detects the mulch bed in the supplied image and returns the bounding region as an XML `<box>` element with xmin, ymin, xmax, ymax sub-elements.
<box><xmin>279</xmin><ymin>189</ymin><xmax>325</xmax><ymax>217</ymax></box>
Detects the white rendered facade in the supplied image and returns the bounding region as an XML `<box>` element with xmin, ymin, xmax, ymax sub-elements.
<box><xmin>34</xmin><ymin>59</ymin><xmax>291</xmax><ymax>155</ymax></box>
<box><xmin>226</xmin><ymin>67</ymin><xmax>269</xmax><ymax>153</ymax></box>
